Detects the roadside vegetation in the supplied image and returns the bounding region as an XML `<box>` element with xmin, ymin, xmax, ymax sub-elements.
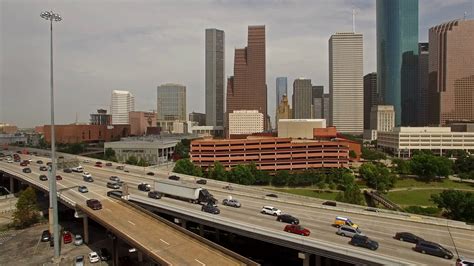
<box><xmin>12</xmin><ymin>187</ymin><xmax>41</xmax><ymax>229</ymax></box>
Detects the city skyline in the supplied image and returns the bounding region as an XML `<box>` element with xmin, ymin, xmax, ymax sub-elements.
<box><xmin>1</xmin><ymin>0</ymin><xmax>473</xmax><ymax>127</ymax></box>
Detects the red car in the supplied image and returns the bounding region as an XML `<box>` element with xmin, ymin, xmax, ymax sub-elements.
<box><xmin>56</xmin><ymin>175</ymin><xmax>62</xmax><ymax>180</ymax></box>
<box><xmin>20</xmin><ymin>162</ymin><xmax>28</xmax><ymax>166</ymax></box>
<box><xmin>95</xmin><ymin>164</ymin><xmax>102</xmax><ymax>168</ymax></box>
<box><xmin>284</xmin><ymin>224</ymin><xmax>311</xmax><ymax>236</ymax></box>
<box><xmin>63</xmin><ymin>231</ymin><xmax>72</xmax><ymax>244</ymax></box>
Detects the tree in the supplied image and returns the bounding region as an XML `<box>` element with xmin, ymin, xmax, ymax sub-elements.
<box><xmin>254</xmin><ymin>170</ymin><xmax>272</xmax><ymax>186</ymax></box>
<box><xmin>272</xmin><ymin>171</ymin><xmax>289</xmax><ymax>187</ymax></box>
<box><xmin>12</xmin><ymin>187</ymin><xmax>40</xmax><ymax>229</ymax></box>
<box><xmin>228</xmin><ymin>165</ymin><xmax>255</xmax><ymax>185</ymax></box>
<box><xmin>208</xmin><ymin>161</ymin><xmax>227</xmax><ymax>181</ymax></box>
<box><xmin>361</xmin><ymin>147</ymin><xmax>386</xmax><ymax>161</ymax></box>
<box><xmin>173</xmin><ymin>159</ymin><xmax>202</xmax><ymax>177</ymax></box>
<box><xmin>37</xmin><ymin>137</ymin><xmax>48</xmax><ymax>149</ymax></box>
<box><xmin>335</xmin><ymin>184</ymin><xmax>363</xmax><ymax>205</ymax></box>
<box><xmin>105</xmin><ymin>148</ymin><xmax>115</xmax><ymax>158</ymax></box>
<box><xmin>349</xmin><ymin>150</ymin><xmax>357</xmax><ymax>159</ymax></box>
<box><xmin>359</xmin><ymin>163</ymin><xmax>396</xmax><ymax>192</ymax></box>
<box><xmin>392</xmin><ymin>158</ymin><xmax>411</xmax><ymax>175</ymax></box>
<box><xmin>431</xmin><ymin>190</ymin><xmax>474</xmax><ymax>223</ymax></box>
<box><xmin>137</xmin><ymin>158</ymin><xmax>149</xmax><ymax>167</ymax></box>
<box><xmin>410</xmin><ymin>153</ymin><xmax>453</xmax><ymax>181</ymax></box>
<box><xmin>126</xmin><ymin>155</ymin><xmax>138</xmax><ymax>165</ymax></box>
<box><xmin>454</xmin><ymin>154</ymin><xmax>474</xmax><ymax>175</ymax></box>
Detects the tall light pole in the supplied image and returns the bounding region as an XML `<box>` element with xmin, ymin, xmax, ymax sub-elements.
<box><xmin>40</xmin><ymin>10</ymin><xmax>62</xmax><ymax>260</ymax></box>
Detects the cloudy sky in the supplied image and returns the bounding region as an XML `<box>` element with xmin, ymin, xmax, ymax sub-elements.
<box><xmin>1</xmin><ymin>0</ymin><xmax>473</xmax><ymax>128</ymax></box>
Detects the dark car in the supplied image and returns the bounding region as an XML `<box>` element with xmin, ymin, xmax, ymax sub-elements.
<box><xmin>106</xmin><ymin>182</ymin><xmax>120</xmax><ymax>189</ymax></box>
<box><xmin>36</xmin><ymin>160</ymin><xmax>43</xmax><ymax>164</ymax></box>
<box><xmin>148</xmin><ymin>191</ymin><xmax>162</xmax><ymax>199</ymax></box>
<box><xmin>63</xmin><ymin>168</ymin><xmax>72</xmax><ymax>173</ymax></box>
<box><xmin>20</xmin><ymin>162</ymin><xmax>28</xmax><ymax>166</ymax></box>
<box><xmin>40</xmin><ymin>166</ymin><xmax>48</xmax><ymax>171</ymax></box>
<box><xmin>109</xmin><ymin>176</ymin><xmax>120</xmax><ymax>182</ymax></box>
<box><xmin>266</xmin><ymin>193</ymin><xmax>278</xmax><ymax>198</ymax></box>
<box><xmin>107</xmin><ymin>190</ymin><xmax>123</xmax><ymax>199</ymax></box>
<box><xmin>284</xmin><ymin>224</ymin><xmax>310</xmax><ymax>236</ymax></box>
<box><xmin>196</xmin><ymin>179</ymin><xmax>207</xmax><ymax>185</ymax></box>
<box><xmin>86</xmin><ymin>199</ymin><xmax>102</xmax><ymax>210</ymax></box>
<box><xmin>41</xmin><ymin>230</ymin><xmax>51</xmax><ymax>242</ymax></box>
<box><xmin>350</xmin><ymin>234</ymin><xmax>379</xmax><ymax>251</ymax></box>
<box><xmin>414</xmin><ymin>240</ymin><xmax>454</xmax><ymax>259</ymax></box>
<box><xmin>201</xmin><ymin>203</ymin><xmax>220</xmax><ymax>214</ymax></box>
<box><xmin>277</xmin><ymin>214</ymin><xmax>300</xmax><ymax>224</ymax></box>
<box><xmin>22</xmin><ymin>168</ymin><xmax>31</xmax><ymax>173</ymax></box>
<box><xmin>223</xmin><ymin>185</ymin><xmax>234</xmax><ymax>190</ymax></box>
<box><xmin>394</xmin><ymin>232</ymin><xmax>424</xmax><ymax>244</ymax></box>
<box><xmin>99</xmin><ymin>248</ymin><xmax>111</xmax><ymax>261</ymax></box>
<box><xmin>56</xmin><ymin>175</ymin><xmax>62</xmax><ymax>180</ymax></box>
<box><xmin>105</xmin><ymin>162</ymin><xmax>112</xmax><ymax>166</ymax></box>
<box><xmin>95</xmin><ymin>161</ymin><xmax>102</xmax><ymax>165</ymax></box>
<box><xmin>46</xmin><ymin>162</ymin><xmax>52</xmax><ymax>166</ymax></box>
<box><xmin>322</xmin><ymin>201</ymin><xmax>337</xmax><ymax>207</ymax></box>
<box><xmin>138</xmin><ymin>183</ymin><xmax>151</xmax><ymax>192</ymax></box>
<box><xmin>39</xmin><ymin>175</ymin><xmax>48</xmax><ymax>181</ymax></box>
<box><xmin>146</xmin><ymin>172</ymin><xmax>155</xmax><ymax>176</ymax></box>
<box><xmin>94</xmin><ymin>164</ymin><xmax>102</xmax><ymax>168</ymax></box>
<box><xmin>168</xmin><ymin>175</ymin><xmax>180</xmax><ymax>181</ymax></box>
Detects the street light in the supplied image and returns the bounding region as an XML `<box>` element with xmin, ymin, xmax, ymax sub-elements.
<box><xmin>40</xmin><ymin>10</ymin><xmax>62</xmax><ymax>261</ymax></box>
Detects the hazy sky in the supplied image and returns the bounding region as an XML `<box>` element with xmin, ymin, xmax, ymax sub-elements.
<box><xmin>1</xmin><ymin>0</ymin><xmax>473</xmax><ymax>128</ymax></box>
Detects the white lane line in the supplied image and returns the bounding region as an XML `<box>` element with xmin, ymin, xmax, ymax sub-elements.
<box><xmin>194</xmin><ymin>259</ymin><xmax>206</xmax><ymax>266</ymax></box>
<box><xmin>128</xmin><ymin>220</ymin><xmax>136</xmax><ymax>226</ymax></box>
<box><xmin>159</xmin><ymin>238</ymin><xmax>170</xmax><ymax>245</ymax></box>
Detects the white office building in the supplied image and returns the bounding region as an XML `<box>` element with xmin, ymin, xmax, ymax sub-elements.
<box><xmin>228</xmin><ymin>110</ymin><xmax>264</xmax><ymax>135</ymax></box>
<box><xmin>278</xmin><ymin>119</ymin><xmax>326</xmax><ymax>139</ymax></box>
<box><xmin>378</xmin><ymin>127</ymin><xmax>474</xmax><ymax>157</ymax></box>
<box><xmin>111</xmin><ymin>90</ymin><xmax>134</xmax><ymax>125</ymax></box>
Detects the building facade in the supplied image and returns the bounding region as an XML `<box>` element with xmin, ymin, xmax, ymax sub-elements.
<box><xmin>427</xmin><ymin>19</ymin><xmax>474</xmax><ymax>126</ymax></box>
<box><xmin>329</xmin><ymin>32</ymin><xmax>364</xmax><ymax>134</ymax></box>
<box><xmin>292</xmin><ymin>78</ymin><xmax>313</xmax><ymax>119</ymax></box>
<box><xmin>416</xmin><ymin>42</ymin><xmax>429</xmax><ymax>126</ymax></box>
<box><xmin>205</xmin><ymin>29</ymin><xmax>225</xmax><ymax>127</ymax></box>
<box><xmin>364</xmin><ymin>73</ymin><xmax>378</xmax><ymax>129</ymax></box>
<box><xmin>43</xmin><ymin>124</ymin><xmax>130</xmax><ymax>144</ymax></box>
<box><xmin>276</xmin><ymin>95</ymin><xmax>292</xmax><ymax>128</ymax></box>
<box><xmin>157</xmin><ymin>83</ymin><xmax>187</xmax><ymax>122</ymax></box>
<box><xmin>312</xmin><ymin>86</ymin><xmax>325</xmax><ymax>119</ymax></box>
<box><xmin>0</xmin><ymin>123</ymin><xmax>18</xmax><ymax>134</ymax></box>
<box><xmin>189</xmin><ymin>112</ymin><xmax>206</xmax><ymax>126</ymax></box>
<box><xmin>378</xmin><ymin>127</ymin><xmax>474</xmax><ymax>157</ymax></box>
<box><xmin>370</xmin><ymin>105</ymin><xmax>395</xmax><ymax>132</ymax></box>
<box><xmin>90</xmin><ymin>109</ymin><xmax>112</xmax><ymax>126</ymax></box>
<box><xmin>129</xmin><ymin>111</ymin><xmax>157</xmax><ymax>136</ymax></box>
<box><xmin>376</xmin><ymin>0</ymin><xmax>419</xmax><ymax>126</ymax></box>
<box><xmin>278</xmin><ymin>119</ymin><xmax>326</xmax><ymax>139</ymax></box>
<box><xmin>228</xmin><ymin>110</ymin><xmax>264</xmax><ymax>136</ymax></box>
<box><xmin>111</xmin><ymin>90</ymin><xmax>134</xmax><ymax>125</ymax></box>
<box><xmin>226</xmin><ymin>26</ymin><xmax>267</xmax><ymax>129</ymax></box>
<box><xmin>276</xmin><ymin>77</ymin><xmax>288</xmax><ymax>111</ymax></box>
<box><xmin>190</xmin><ymin>137</ymin><xmax>350</xmax><ymax>172</ymax></box>
<box><xmin>190</xmin><ymin>126</ymin><xmax>224</xmax><ymax>137</ymax></box>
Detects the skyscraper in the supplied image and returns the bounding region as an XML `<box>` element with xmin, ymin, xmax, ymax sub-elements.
<box><xmin>329</xmin><ymin>32</ymin><xmax>364</xmax><ymax>134</ymax></box>
<box><xmin>205</xmin><ymin>29</ymin><xmax>225</xmax><ymax>127</ymax></box>
<box><xmin>364</xmin><ymin>73</ymin><xmax>378</xmax><ymax>129</ymax></box>
<box><xmin>292</xmin><ymin>78</ymin><xmax>313</xmax><ymax>119</ymax></box>
<box><xmin>376</xmin><ymin>0</ymin><xmax>419</xmax><ymax>126</ymax></box>
<box><xmin>416</xmin><ymin>43</ymin><xmax>429</xmax><ymax>126</ymax></box>
<box><xmin>276</xmin><ymin>77</ymin><xmax>288</xmax><ymax>110</ymax></box>
<box><xmin>157</xmin><ymin>83</ymin><xmax>186</xmax><ymax>121</ymax></box>
<box><xmin>427</xmin><ymin>19</ymin><xmax>474</xmax><ymax>125</ymax></box>
<box><xmin>227</xmin><ymin>25</ymin><xmax>267</xmax><ymax>129</ymax></box>
<box><xmin>312</xmin><ymin>86</ymin><xmax>324</xmax><ymax>119</ymax></box>
<box><xmin>111</xmin><ymin>90</ymin><xmax>134</xmax><ymax>125</ymax></box>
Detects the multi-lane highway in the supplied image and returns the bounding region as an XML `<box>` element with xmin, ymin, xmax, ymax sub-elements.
<box><xmin>2</xmin><ymin>151</ymin><xmax>474</xmax><ymax>265</ymax></box>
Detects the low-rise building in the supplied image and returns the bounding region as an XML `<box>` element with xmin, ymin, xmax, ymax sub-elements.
<box><xmin>43</xmin><ymin>124</ymin><xmax>130</xmax><ymax>144</ymax></box>
<box><xmin>90</xmin><ymin>109</ymin><xmax>112</xmax><ymax>126</ymax></box>
<box><xmin>129</xmin><ymin>111</ymin><xmax>157</xmax><ymax>136</ymax></box>
<box><xmin>0</xmin><ymin>123</ymin><xmax>18</xmax><ymax>134</ymax></box>
<box><xmin>189</xmin><ymin>112</ymin><xmax>206</xmax><ymax>126</ymax></box>
<box><xmin>0</xmin><ymin>134</ymin><xmax>27</xmax><ymax>145</ymax></box>
<box><xmin>378</xmin><ymin>127</ymin><xmax>474</xmax><ymax>157</ymax></box>
<box><xmin>278</xmin><ymin>119</ymin><xmax>326</xmax><ymax>139</ymax></box>
<box><xmin>190</xmin><ymin>126</ymin><xmax>224</xmax><ymax>137</ymax></box>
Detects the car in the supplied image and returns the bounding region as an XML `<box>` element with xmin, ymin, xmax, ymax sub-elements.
<box><xmin>63</xmin><ymin>168</ymin><xmax>72</xmax><ymax>173</ymax></box>
<box><xmin>107</xmin><ymin>182</ymin><xmax>120</xmax><ymax>189</ymax></box>
<box><xmin>83</xmin><ymin>160</ymin><xmax>90</xmax><ymax>163</ymax></box>
<box><xmin>86</xmin><ymin>199</ymin><xmax>102</xmax><ymax>210</ymax></box>
<box><xmin>266</xmin><ymin>193</ymin><xmax>278</xmax><ymax>198</ymax></box>
<box><xmin>56</xmin><ymin>175</ymin><xmax>62</xmax><ymax>180</ymax></box>
<box><xmin>456</xmin><ymin>257</ymin><xmax>474</xmax><ymax>266</ymax></box>
<box><xmin>336</xmin><ymin>225</ymin><xmax>364</xmax><ymax>238</ymax></box>
<box><xmin>74</xmin><ymin>234</ymin><xmax>83</xmax><ymax>246</ymax></box>
<box><xmin>22</xmin><ymin>168</ymin><xmax>31</xmax><ymax>173</ymax></box>
<box><xmin>14</xmin><ymin>158</ymin><xmax>21</xmax><ymax>163</ymax></box>
<box><xmin>107</xmin><ymin>190</ymin><xmax>123</xmax><ymax>199</ymax></box>
<box><xmin>88</xmin><ymin>252</ymin><xmax>100</xmax><ymax>263</ymax></box>
<box><xmin>94</xmin><ymin>164</ymin><xmax>102</xmax><ymax>168</ymax></box>
<box><xmin>39</xmin><ymin>166</ymin><xmax>48</xmax><ymax>171</ymax></box>
<box><xmin>95</xmin><ymin>161</ymin><xmax>102</xmax><ymax>165</ymax></box>
<box><xmin>168</xmin><ymin>175</ymin><xmax>180</xmax><ymax>180</ymax></box>
<box><xmin>261</xmin><ymin>206</ymin><xmax>282</xmax><ymax>216</ymax></box>
<box><xmin>82</xmin><ymin>172</ymin><xmax>93</xmax><ymax>182</ymax></box>
<box><xmin>41</xmin><ymin>230</ymin><xmax>51</xmax><ymax>242</ymax></box>
<box><xmin>365</xmin><ymin>207</ymin><xmax>379</xmax><ymax>213</ymax></box>
<box><xmin>109</xmin><ymin>176</ymin><xmax>120</xmax><ymax>182</ymax></box>
<box><xmin>46</xmin><ymin>162</ymin><xmax>52</xmax><ymax>166</ymax></box>
<box><xmin>277</xmin><ymin>214</ymin><xmax>299</xmax><ymax>224</ymax></box>
<box><xmin>39</xmin><ymin>175</ymin><xmax>48</xmax><ymax>181</ymax></box>
<box><xmin>20</xmin><ymin>162</ymin><xmax>28</xmax><ymax>166</ymax></box>
<box><xmin>78</xmin><ymin>186</ymin><xmax>88</xmax><ymax>193</ymax></box>
<box><xmin>334</xmin><ymin>216</ymin><xmax>359</xmax><ymax>228</ymax></box>
<box><xmin>394</xmin><ymin>232</ymin><xmax>424</xmax><ymax>244</ymax></box>
<box><xmin>414</xmin><ymin>240</ymin><xmax>454</xmax><ymax>259</ymax></box>
<box><xmin>284</xmin><ymin>224</ymin><xmax>310</xmax><ymax>236</ymax></box>
<box><xmin>124</xmin><ymin>169</ymin><xmax>130</xmax><ymax>173</ymax></box>
<box><xmin>71</xmin><ymin>166</ymin><xmax>83</xmax><ymax>173</ymax></box>
<box><xmin>148</xmin><ymin>191</ymin><xmax>162</xmax><ymax>199</ymax></box>
<box><xmin>36</xmin><ymin>160</ymin><xmax>43</xmax><ymax>164</ymax></box>
<box><xmin>222</xmin><ymin>198</ymin><xmax>241</xmax><ymax>208</ymax></box>
<box><xmin>116</xmin><ymin>165</ymin><xmax>124</xmax><ymax>170</ymax></box>
<box><xmin>146</xmin><ymin>172</ymin><xmax>155</xmax><ymax>176</ymax></box>
<box><xmin>350</xmin><ymin>235</ymin><xmax>379</xmax><ymax>251</ymax></box>
<box><xmin>105</xmin><ymin>162</ymin><xmax>112</xmax><ymax>166</ymax></box>
<box><xmin>201</xmin><ymin>203</ymin><xmax>220</xmax><ymax>214</ymax></box>
<box><xmin>99</xmin><ymin>248</ymin><xmax>111</xmax><ymax>261</ymax></box>
<box><xmin>7</xmin><ymin>159</ymin><xmax>13</xmax><ymax>163</ymax></box>
<box><xmin>223</xmin><ymin>185</ymin><xmax>234</xmax><ymax>190</ymax></box>
<box><xmin>138</xmin><ymin>183</ymin><xmax>151</xmax><ymax>191</ymax></box>
<box><xmin>74</xmin><ymin>255</ymin><xmax>85</xmax><ymax>266</ymax></box>
<box><xmin>63</xmin><ymin>231</ymin><xmax>72</xmax><ymax>244</ymax></box>
<box><xmin>196</xmin><ymin>179</ymin><xmax>207</xmax><ymax>185</ymax></box>
<box><xmin>322</xmin><ymin>201</ymin><xmax>337</xmax><ymax>207</ymax></box>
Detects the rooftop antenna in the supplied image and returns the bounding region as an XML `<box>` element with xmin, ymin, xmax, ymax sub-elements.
<box><xmin>352</xmin><ymin>7</ymin><xmax>356</xmax><ymax>33</ymax></box>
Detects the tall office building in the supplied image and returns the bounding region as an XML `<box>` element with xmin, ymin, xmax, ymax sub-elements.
<box><xmin>312</xmin><ymin>86</ymin><xmax>325</xmax><ymax>119</ymax></box>
<box><xmin>228</xmin><ymin>110</ymin><xmax>264</xmax><ymax>136</ymax></box>
<box><xmin>276</xmin><ymin>77</ymin><xmax>288</xmax><ymax>109</ymax></box>
<box><xmin>276</xmin><ymin>95</ymin><xmax>292</xmax><ymax>124</ymax></box>
<box><xmin>329</xmin><ymin>32</ymin><xmax>364</xmax><ymax>134</ymax></box>
<box><xmin>364</xmin><ymin>73</ymin><xmax>378</xmax><ymax>129</ymax></box>
<box><xmin>111</xmin><ymin>90</ymin><xmax>134</xmax><ymax>125</ymax></box>
<box><xmin>377</xmin><ymin>0</ymin><xmax>419</xmax><ymax>126</ymax></box>
<box><xmin>427</xmin><ymin>19</ymin><xmax>474</xmax><ymax>125</ymax></box>
<box><xmin>227</xmin><ymin>26</ymin><xmax>267</xmax><ymax>129</ymax></box>
<box><xmin>323</xmin><ymin>94</ymin><xmax>330</xmax><ymax>122</ymax></box>
<box><xmin>156</xmin><ymin>83</ymin><xmax>186</xmax><ymax>121</ymax></box>
<box><xmin>292</xmin><ymin>78</ymin><xmax>313</xmax><ymax>119</ymax></box>
<box><xmin>416</xmin><ymin>43</ymin><xmax>429</xmax><ymax>126</ymax></box>
<box><xmin>205</xmin><ymin>29</ymin><xmax>225</xmax><ymax>127</ymax></box>
<box><xmin>370</xmin><ymin>105</ymin><xmax>395</xmax><ymax>132</ymax></box>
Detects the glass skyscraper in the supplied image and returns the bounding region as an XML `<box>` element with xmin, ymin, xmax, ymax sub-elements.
<box><xmin>376</xmin><ymin>0</ymin><xmax>418</xmax><ymax>126</ymax></box>
<box><xmin>276</xmin><ymin>77</ymin><xmax>287</xmax><ymax>107</ymax></box>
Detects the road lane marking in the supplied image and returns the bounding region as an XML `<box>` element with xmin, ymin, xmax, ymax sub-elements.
<box><xmin>159</xmin><ymin>238</ymin><xmax>170</xmax><ymax>245</ymax></box>
<box><xmin>195</xmin><ymin>259</ymin><xmax>206</xmax><ymax>266</ymax></box>
<box><xmin>128</xmin><ymin>220</ymin><xmax>136</xmax><ymax>226</ymax></box>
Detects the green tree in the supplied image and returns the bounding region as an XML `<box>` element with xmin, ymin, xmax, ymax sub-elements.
<box><xmin>335</xmin><ymin>184</ymin><xmax>363</xmax><ymax>205</ymax></box>
<box><xmin>359</xmin><ymin>163</ymin><xmax>396</xmax><ymax>192</ymax></box>
<box><xmin>126</xmin><ymin>155</ymin><xmax>138</xmax><ymax>165</ymax></box>
<box><xmin>137</xmin><ymin>158</ymin><xmax>149</xmax><ymax>167</ymax></box>
<box><xmin>228</xmin><ymin>165</ymin><xmax>255</xmax><ymax>185</ymax></box>
<box><xmin>12</xmin><ymin>187</ymin><xmax>40</xmax><ymax>229</ymax></box>
<box><xmin>410</xmin><ymin>153</ymin><xmax>453</xmax><ymax>181</ymax></box>
<box><xmin>361</xmin><ymin>147</ymin><xmax>387</xmax><ymax>161</ymax></box>
<box><xmin>272</xmin><ymin>171</ymin><xmax>289</xmax><ymax>187</ymax></box>
<box><xmin>173</xmin><ymin>159</ymin><xmax>202</xmax><ymax>177</ymax></box>
<box><xmin>208</xmin><ymin>161</ymin><xmax>227</xmax><ymax>181</ymax></box>
<box><xmin>392</xmin><ymin>158</ymin><xmax>411</xmax><ymax>175</ymax></box>
<box><xmin>37</xmin><ymin>137</ymin><xmax>48</xmax><ymax>149</ymax></box>
<box><xmin>454</xmin><ymin>154</ymin><xmax>474</xmax><ymax>176</ymax></box>
<box><xmin>68</xmin><ymin>143</ymin><xmax>85</xmax><ymax>154</ymax></box>
<box><xmin>431</xmin><ymin>190</ymin><xmax>474</xmax><ymax>223</ymax></box>
<box><xmin>349</xmin><ymin>150</ymin><xmax>357</xmax><ymax>159</ymax></box>
<box><xmin>254</xmin><ymin>170</ymin><xmax>272</xmax><ymax>186</ymax></box>
<box><xmin>105</xmin><ymin>148</ymin><xmax>115</xmax><ymax>158</ymax></box>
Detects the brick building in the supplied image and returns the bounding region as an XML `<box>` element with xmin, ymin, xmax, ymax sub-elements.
<box><xmin>43</xmin><ymin>124</ymin><xmax>130</xmax><ymax>144</ymax></box>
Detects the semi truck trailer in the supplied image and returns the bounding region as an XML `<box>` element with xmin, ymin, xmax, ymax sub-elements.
<box><xmin>153</xmin><ymin>179</ymin><xmax>216</xmax><ymax>204</ymax></box>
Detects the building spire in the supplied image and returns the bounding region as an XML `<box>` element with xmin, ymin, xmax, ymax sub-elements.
<box><xmin>352</xmin><ymin>7</ymin><xmax>356</xmax><ymax>33</ymax></box>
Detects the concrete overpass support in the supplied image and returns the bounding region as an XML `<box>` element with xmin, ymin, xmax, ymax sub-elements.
<box><xmin>112</xmin><ymin>237</ymin><xmax>118</xmax><ymax>266</ymax></box>
<box><xmin>83</xmin><ymin>216</ymin><xmax>89</xmax><ymax>244</ymax></box>
<box><xmin>199</xmin><ymin>224</ymin><xmax>204</xmax><ymax>237</ymax></box>
<box><xmin>9</xmin><ymin>176</ymin><xmax>14</xmax><ymax>194</ymax></box>
<box><xmin>315</xmin><ymin>255</ymin><xmax>321</xmax><ymax>266</ymax></box>
<box><xmin>180</xmin><ymin>219</ymin><xmax>187</xmax><ymax>229</ymax></box>
<box><xmin>137</xmin><ymin>251</ymin><xmax>143</xmax><ymax>262</ymax></box>
<box><xmin>298</xmin><ymin>252</ymin><xmax>310</xmax><ymax>266</ymax></box>
<box><xmin>215</xmin><ymin>228</ymin><xmax>220</xmax><ymax>243</ymax></box>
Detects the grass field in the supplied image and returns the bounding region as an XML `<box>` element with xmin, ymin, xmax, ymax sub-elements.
<box><xmin>394</xmin><ymin>178</ymin><xmax>474</xmax><ymax>190</ymax></box>
<box><xmin>386</xmin><ymin>189</ymin><xmax>443</xmax><ymax>207</ymax></box>
<box><xmin>271</xmin><ymin>188</ymin><xmax>338</xmax><ymax>201</ymax></box>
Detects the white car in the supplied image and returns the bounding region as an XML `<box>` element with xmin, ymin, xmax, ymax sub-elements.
<box><xmin>72</xmin><ymin>166</ymin><xmax>84</xmax><ymax>173</ymax></box>
<box><xmin>88</xmin><ymin>251</ymin><xmax>99</xmax><ymax>263</ymax></box>
<box><xmin>7</xmin><ymin>159</ymin><xmax>13</xmax><ymax>163</ymax></box>
<box><xmin>82</xmin><ymin>172</ymin><xmax>92</xmax><ymax>178</ymax></box>
<box><xmin>74</xmin><ymin>234</ymin><xmax>83</xmax><ymax>246</ymax></box>
<box><xmin>261</xmin><ymin>206</ymin><xmax>282</xmax><ymax>216</ymax></box>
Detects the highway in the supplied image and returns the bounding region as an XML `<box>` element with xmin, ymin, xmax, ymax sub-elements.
<box><xmin>2</xmin><ymin>151</ymin><xmax>474</xmax><ymax>265</ymax></box>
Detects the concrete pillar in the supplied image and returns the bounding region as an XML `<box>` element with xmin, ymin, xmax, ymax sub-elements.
<box><xmin>215</xmin><ymin>228</ymin><xmax>220</xmax><ymax>243</ymax></box>
<box><xmin>9</xmin><ymin>176</ymin><xmax>14</xmax><ymax>194</ymax></box>
<box><xmin>315</xmin><ymin>255</ymin><xmax>321</xmax><ymax>266</ymax></box>
<box><xmin>181</xmin><ymin>219</ymin><xmax>187</xmax><ymax>229</ymax></box>
<box><xmin>324</xmin><ymin>257</ymin><xmax>331</xmax><ymax>266</ymax></box>
<box><xmin>112</xmin><ymin>237</ymin><xmax>118</xmax><ymax>266</ymax></box>
<box><xmin>199</xmin><ymin>224</ymin><xmax>204</xmax><ymax>237</ymax></box>
<box><xmin>298</xmin><ymin>252</ymin><xmax>310</xmax><ymax>266</ymax></box>
<box><xmin>83</xmin><ymin>216</ymin><xmax>89</xmax><ymax>244</ymax></box>
<box><xmin>137</xmin><ymin>251</ymin><xmax>143</xmax><ymax>262</ymax></box>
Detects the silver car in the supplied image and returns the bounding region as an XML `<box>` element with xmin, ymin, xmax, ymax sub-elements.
<box><xmin>74</xmin><ymin>234</ymin><xmax>83</xmax><ymax>246</ymax></box>
<box><xmin>74</xmin><ymin>255</ymin><xmax>84</xmax><ymax>266</ymax></box>
<box><xmin>222</xmin><ymin>199</ymin><xmax>241</xmax><ymax>208</ymax></box>
<box><xmin>336</xmin><ymin>225</ymin><xmax>364</xmax><ymax>238</ymax></box>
